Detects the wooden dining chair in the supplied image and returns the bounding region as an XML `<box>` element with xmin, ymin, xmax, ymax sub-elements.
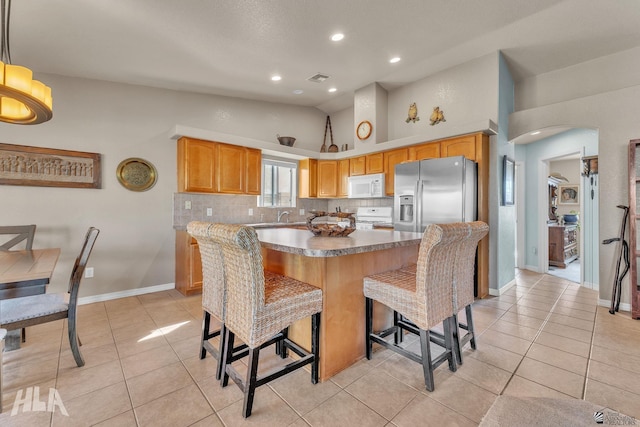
<box><xmin>0</xmin><ymin>227</ymin><xmax>99</xmax><ymax>367</ymax></box>
<box><xmin>0</xmin><ymin>225</ymin><xmax>36</xmax><ymax>251</ymax></box>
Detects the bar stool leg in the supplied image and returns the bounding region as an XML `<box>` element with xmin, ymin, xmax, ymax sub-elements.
<box><xmin>394</xmin><ymin>311</ymin><xmax>403</xmax><ymax>344</ymax></box>
<box><xmin>311</xmin><ymin>312</ymin><xmax>320</xmax><ymax>384</ymax></box>
<box><xmin>0</xmin><ymin>329</ymin><xmax>5</xmax><ymax>413</ymax></box>
<box><xmin>365</xmin><ymin>297</ymin><xmax>373</xmax><ymax>360</ymax></box>
<box><xmin>466</xmin><ymin>305</ymin><xmax>476</xmax><ymax>349</ymax></box>
<box><xmin>200</xmin><ymin>311</ymin><xmax>211</xmax><ymax>360</ymax></box>
<box><xmin>419</xmin><ymin>329</ymin><xmax>434</xmax><ymax>392</ymax></box>
<box><xmin>444</xmin><ymin>317</ymin><xmax>458</xmax><ymax>373</ymax></box>
<box><xmin>452</xmin><ymin>313</ymin><xmax>463</xmax><ymax>365</ymax></box>
<box><xmin>221</xmin><ymin>328</ymin><xmax>235</xmax><ymax>388</ymax></box>
<box><xmin>243</xmin><ymin>347</ymin><xmax>260</xmax><ymax>418</ymax></box>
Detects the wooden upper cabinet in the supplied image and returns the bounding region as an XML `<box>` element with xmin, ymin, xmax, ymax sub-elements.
<box><xmin>317</xmin><ymin>160</ymin><xmax>338</xmax><ymax>198</ymax></box>
<box><xmin>409</xmin><ymin>142</ymin><xmax>440</xmax><ymax>161</ymax></box>
<box><xmin>383</xmin><ymin>148</ymin><xmax>409</xmax><ymax>195</ymax></box>
<box><xmin>440</xmin><ymin>134</ymin><xmax>480</xmax><ymax>161</ymax></box>
<box><xmin>349</xmin><ymin>156</ymin><xmax>366</xmax><ymax>176</ymax></box>
<box><xmin>178</xmin><ymin>137</ymin><xmax>262</xmax><ymax>195</ymax></box>
<box><xmin>338</xmin><ymin>159</ymin><xmax>350</xmax><ymax>197</ymax></box>
<box><xmin>178</xmin><ymin>137</ymin><xmax>217</xmax><ymax>193</ymax></box>
<box><xmin>245</xmin><ymin>148</ymin><xmax>262</xmax><ymax>195</ymax></box>
<box><xmin>366</xmin><ymin>153</ymin><xmax>384</xmax><ymax>174</ymax></box>
<box><xmin>216</xmin><ymin>143</ymin><xmax>245</xmax><ymax>193</ymax></box>
<box><xmin>298</xmin><ymin>158</ymin><xmax>318</xmax><ymax>198</ymax></box>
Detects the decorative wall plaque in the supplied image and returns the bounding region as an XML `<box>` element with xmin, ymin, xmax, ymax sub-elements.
<box><xmin>116</xmin><ymin>158</ymin><xmax>157</xmax><ymax>192</ymax></box>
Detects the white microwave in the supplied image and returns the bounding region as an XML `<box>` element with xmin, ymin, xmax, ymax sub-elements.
<box><xmin>348</xmin><ymin>173</ymin><xmax>386</xmax><ymax>198</ymax></box>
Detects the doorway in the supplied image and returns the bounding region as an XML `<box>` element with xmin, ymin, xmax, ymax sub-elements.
<box><xmin>546</xmin><ymin>155</ymin><xmax>582</xmax><ymax>283</ymax></box>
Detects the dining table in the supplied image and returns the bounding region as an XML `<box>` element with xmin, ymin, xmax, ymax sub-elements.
<box><xmin>0</xmin><ymin>248</ymin><xmax>61</xmax><ymax>349</ymax></box>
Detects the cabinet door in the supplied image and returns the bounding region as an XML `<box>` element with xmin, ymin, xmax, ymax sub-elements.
<box><xmin>216</xmin><ymin>143</ymin><xmax>245</xmax><ymax>193</ymax></box>
<box><xmin>298</xmin><ymin>158</ymin><xmax>318</xmax><ymax>198</ymax></box>
<box><xmin>190</xmin><ymin>242</ymin><xmax>203</xmax><ymax>291</ymax></box>
<box><xmin>338</xmin><ymin>159</ymin><xmax>350</xmax><ymax>197</ymax></box>
<box><xmin>349</xmin><ymin>156</ymin><xmax>366</xmax><ymax>176</ymax></box>
<box><xmin>366</xmin><ymin>153</ymin><xmax>384</xmax><ymax>174</ymax></box>
<box><xmin>245</xmin><ymin>148</ymin><xmax>262</xmax><ymax>195</ymax></box>
<box><xmin>318</xmin><ymin>160</ymin><xmax>338</xmax><ymax>198</ymax></box>
<box><xmin>384</xmin><ymin>148</ymin><xmax>409</xmax><ymax>195</ymax></box>
<box><xmin>440</xmin><ymin>134</ymin><xmax>478</xmax><ymax>161</ymax></box>
<box><xmin>409</xmin><ymin>142</ymin><xmax>440</xmax><ymax>161</ymax></box>
<box><xmin>178</xmin><ymin>138</ymin><xmax>216</xmax><ymax>193</ymax></box>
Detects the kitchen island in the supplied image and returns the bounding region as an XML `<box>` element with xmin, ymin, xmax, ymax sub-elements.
<box><xmin>256</xmin><ymin>227</ymin><xmax>422</xmax><ymax>381</ymax></box>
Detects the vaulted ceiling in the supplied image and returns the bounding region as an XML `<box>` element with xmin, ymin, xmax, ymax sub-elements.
<box><xmin>11</xmin><ymin>0</ymin><xmax>640</xmax><ymax>113</ymax></box>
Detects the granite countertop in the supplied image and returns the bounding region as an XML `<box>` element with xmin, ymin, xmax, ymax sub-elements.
<box><xmin>255</xmin><ymin>228</ymin><xmax>423</xmax><ymax>257</ymax></box>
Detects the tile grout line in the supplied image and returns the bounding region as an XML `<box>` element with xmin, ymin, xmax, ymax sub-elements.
<box><xmin>581</xmin><ymin>300</ymin><xmax>600</xmax><ymax>400</ymax></box>
<box><xmin>494</xmin><ymin>276</ymin><xmax>579</xmax><ymax>396</ymax></box>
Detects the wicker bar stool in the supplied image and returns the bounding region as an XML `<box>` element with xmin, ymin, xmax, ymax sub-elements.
<box><xmin>451</xmin><ymin>221</ymin><xmax>488</xmax><ymax>365</ymax></box>
<box><xmin>187</xmin><ymin>221</ymin><xmax>235</xmax><ymax>380</ymax></box>
<box><xmin>363</xmin><ymin>223</ymin><xmax>470</xmax><ymax>392</ymax></box>
<box><xmin>210</xmin><ymin>224</ymin><xmax>323</xmax><ymax>418</ymax></box>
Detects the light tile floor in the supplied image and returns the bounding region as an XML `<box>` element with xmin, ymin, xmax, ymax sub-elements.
<box><xmin>1</xmin><ymin>269</ymin><xmax>640</xmax><ymax>426</ymax></box>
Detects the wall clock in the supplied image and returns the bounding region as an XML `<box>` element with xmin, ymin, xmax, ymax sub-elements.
<box><xmin>356</xmin><ymin>120</ymin><xmax>372</xmax><ymax>140</ymax></box>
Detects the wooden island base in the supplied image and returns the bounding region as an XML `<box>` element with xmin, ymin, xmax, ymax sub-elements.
<box><xmin>261</xmin><ymin>244</ymin><xmax>418</xmax><ymax>381</ymax></box>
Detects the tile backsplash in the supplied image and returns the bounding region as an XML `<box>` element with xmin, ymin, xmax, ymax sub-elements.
<box><xmin>173</xmin><ymin>193</ymin><xmax>393</xmax><ymax>229</ymax></box>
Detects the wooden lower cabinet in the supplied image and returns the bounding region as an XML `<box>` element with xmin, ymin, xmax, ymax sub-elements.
<box><xmin>175</xmin><ymin>231</ymin><xmax>203</xmax><ymax>296</ymax></box>
<box><xmin>548</xmin><ymin>225</ymin><xmax>578</xmax><ymax>268</ymax></box>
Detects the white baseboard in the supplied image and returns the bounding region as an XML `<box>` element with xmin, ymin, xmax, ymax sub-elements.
<box><xmin>598</xmin><ymin>299</ymin><xmax>631</xmax><ymax>313</ymax></box>
<box><xmin>525</xmin><ymin>265</ymin><xmax>542</xmax><ymax>273</ymax></box>
<box><xmin>489</xmin><ymin>278</ymin><xmax>517</xmax><ymax>296</ymax></box>
<box><xmin>78</xmin><ymin>283</ymin><xmax>176</xmax><ymax>305</ymax></box>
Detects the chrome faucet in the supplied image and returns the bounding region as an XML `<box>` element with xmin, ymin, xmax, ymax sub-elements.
<box><xmin>277</xmin><ymin>210</ymin><xmax>290</xmax><ymax>223</ymax></box>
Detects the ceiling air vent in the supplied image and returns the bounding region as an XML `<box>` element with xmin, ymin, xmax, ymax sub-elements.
<box><xmin>307</xmin><ymin>73</ymin><xmax>330</xmax><ymax>83</ymax></box>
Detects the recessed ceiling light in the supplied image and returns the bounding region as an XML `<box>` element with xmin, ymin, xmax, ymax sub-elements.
<box><xmin>530</xmin><ymin>131</ymin><xmax>541</xmax><ymax>135</ymax></box>
<box><xmin>389</xmin><ymin>57</ymin><xmax>401</xmax><ymax>64</ymax></box>
<box><xmin>271</xmin><ymin>75</ymin><xmax>282</xmax><ymax>81</ymax></box>
<box><xmin>293</xmin><ymin>89</ymin><xmax>303</xmax><ymax>95</ymax></box>
<box><xmin>331</xmin><ymin>33</ymin><xmax>344</xmax><ymax>42</ymax></box>
<box><xmin>328</xmin><ymin>87</ymin><xmax>337</xmax><ymax>93</ymax></box>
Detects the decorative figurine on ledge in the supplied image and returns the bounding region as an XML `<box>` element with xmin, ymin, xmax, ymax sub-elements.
<box><xmin>406</xmin><ymin>103</ymin><xmax>419</xmax><ymax>123</ymax></box>
<box><xmin>430</xmin><ymin>106</ymin><xmax>446</xmax><ymax>126</ymax></box>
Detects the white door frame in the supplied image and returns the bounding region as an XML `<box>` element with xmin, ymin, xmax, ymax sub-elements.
<box><xmin>516</xmin><ymin>161</ymin><xmax>525</xmax><ymax>268</ymax></box>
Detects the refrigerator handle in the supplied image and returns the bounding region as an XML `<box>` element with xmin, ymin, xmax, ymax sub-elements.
<box><xmin>415</xmin><ymin>181</ymin><xmax>422</xmax><ymax>232</ymax></box>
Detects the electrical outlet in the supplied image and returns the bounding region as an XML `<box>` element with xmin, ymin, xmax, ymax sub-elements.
<box><xmin>85</xmin><ymin>267</ymin><xmax>94</xmax><ymax>278</ymax></box>
<box><xmin>299</xmin><ymin>209</ymin><xmax>305</xmax><ymax>215</ymax></box>
<box><xmin>248</xmin><ymin>208</ymin><xmax>254</xmax><ymax>216</ymax></box>
<box><xmin>184</xmin><ymin>200</ymin><xmax>191</xmax><ymax>210</ymax></box>
<box><xmin>206</xmin><ymin>208</ymin><xmax>213</xmax><ymax>216</ymax></box>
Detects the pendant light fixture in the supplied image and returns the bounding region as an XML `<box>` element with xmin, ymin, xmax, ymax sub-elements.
<box><xmin>0</xmin><ymin>0</ymin><xmax>52</xmax><ymax>124</ymax></box>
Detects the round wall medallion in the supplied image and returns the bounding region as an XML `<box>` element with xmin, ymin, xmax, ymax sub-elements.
<box><xmin>116</xmin><ymin>158</ymin><xmax>157</xmax><ymax>191</ymax></box>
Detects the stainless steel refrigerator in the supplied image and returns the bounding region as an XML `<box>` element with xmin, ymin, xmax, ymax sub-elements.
<box><xmin>393</xmin><ymin>156</ymin><xmax>477</xmax><ymax>232</ymax></box>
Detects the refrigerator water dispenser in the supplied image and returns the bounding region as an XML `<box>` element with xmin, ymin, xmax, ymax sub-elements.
<box><xmin>399</xmin><ymin>195</ymin><xmax>414</xmax><ymax>222</ymax></box>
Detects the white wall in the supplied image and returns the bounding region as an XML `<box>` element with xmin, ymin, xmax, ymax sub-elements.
<box><xmin>511</xmin><ymin>73</ymin><xmax>637</xmax><ymax>303</ymax></box>
<box><xmin>1</xmin><ymin>52</ymin><xmax>505</xmax><ymax>300</ymax></box>
<box><xmin>0</xmin><ymin>74</ymin><xmax>327</xmax><ymax>297</ymax></box>
<box><xmin>387</xmin><ymin>53</ymin><xmax>499</xmax><ymax>141</ymax></box>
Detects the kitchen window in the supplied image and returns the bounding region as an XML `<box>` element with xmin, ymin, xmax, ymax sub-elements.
<box><xmin>259</xmin><ymin>158</ymin><xmax>296</xmax><ymax>207</ymax></box>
